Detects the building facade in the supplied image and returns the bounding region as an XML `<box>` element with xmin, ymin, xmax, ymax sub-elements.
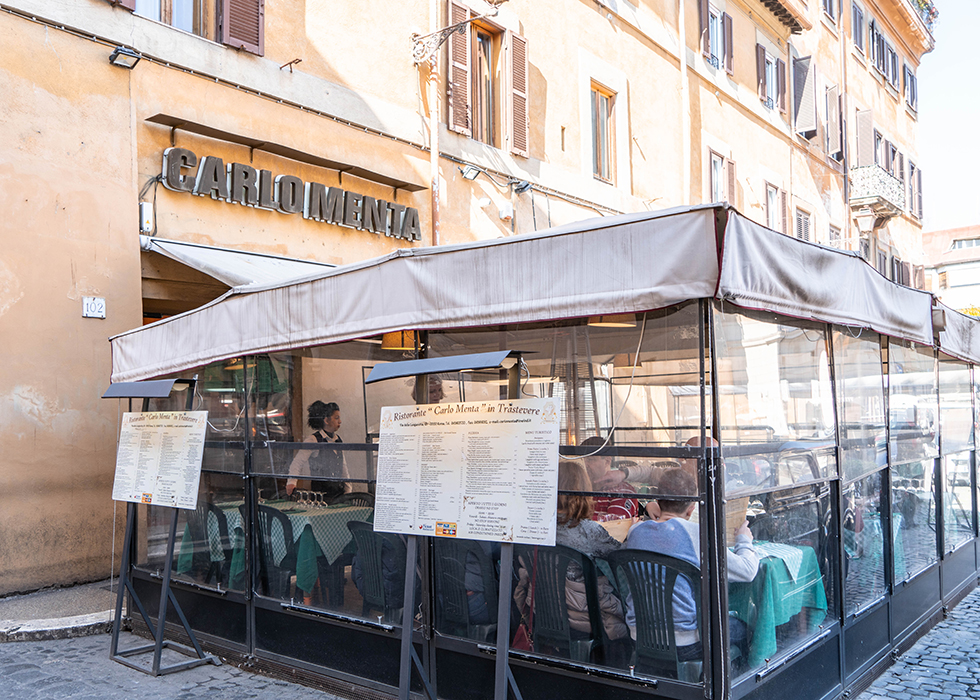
<box><xmin>0</xmin><ymin>0</ymin><xmax>935</xmax><ymax>596</ymax></box>
<box><xmin>924</xmin><ymin>224</ymin><xmax>980</xmax><ymax>316</ymax></box>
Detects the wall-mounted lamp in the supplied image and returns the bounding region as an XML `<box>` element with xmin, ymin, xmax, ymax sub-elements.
<box><xmin>588</xmin><ymin>314</ymin><xmax>637</xmax><ymax>328</ymax></box>
<box><xmin>109</xmin><ymin>46</ymin><xmax>142</xmax><ymax>69</ymax></box>
<box><xmin>381</xmin><ymin>330</ymin><xmax>417</xmax><ymax>351</ymax></box>
<box><xmin>457</xmin><ymin>164</ymin><xmax>533</xmax><ymax>194</ymax></box>
<box><xmin>460</xmin><ymin>165</ymin><xmax>482</xmax><ymax>180</ymax></box>
<box><xmin>513</xmin><ymin>180</ymin><xmax>532</xmax><ymax>194</ymax></box>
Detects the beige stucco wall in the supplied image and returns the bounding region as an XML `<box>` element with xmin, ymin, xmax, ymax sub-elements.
<box><xmin>0</xmin><ymin>14</ymin><xmax>142</xmax><ymax>594</ymax></box>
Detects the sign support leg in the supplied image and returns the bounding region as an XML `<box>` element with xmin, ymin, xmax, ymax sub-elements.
<box><xmin>398</xmin><ymin>534</ymin><xmax>437</xmax><ymax>700</ymax></box>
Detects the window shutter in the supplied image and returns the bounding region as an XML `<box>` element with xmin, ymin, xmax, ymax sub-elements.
<box><xmin>110</xmin><ymin>0</ymin><xmax>136</xmax><ymax>10</ymax></box>
<box><xmin>916</xmin><ymin>168</ymin><xmax>923</xmax><ymax>219</ymax></box>
<box><xmin>447</xmin><ymin>2</ymin><xmax>472</xmax><ymax>137</ymax></box>
<box><xmin>780</xmin><ymin>189</ymin><xmax>788</xmax><ymax>234</ymax></box>
<box><xmin>699</xmin><ymin>0</ymin><xmax>710</xmax><ymax>57</ymax></box>
<box><xmin>723</xmin><ymin>14</ymin><xmax>734</xmax><ymax>74</ymax></box>
<box><xmin>776</xmin><ymin>58</ymin><xmax>786</xmax><ymax>113</ymax></box>
<box><xmin>882</xmin><ymin>140</ymin><xmax>892</xmax><ymax>173</ymax></box>
<box><xmin>509</xmin><ymin>32</ymin><xmax>529</xmax><ymax>158</ymax></box>
<box><xmin>756</xmin><ymin>44</ymin><xmax>767</xmax><ymax>101</ymax></box>
<box><xmin>726</xmin><ymin>158</ymin><xmax>736</xmax><ymax>205</ymax></box>
<box><xmin>220</xmin><ymin>0</ymin><xmax>264</xmax><ymax>55</ymax></box>
<box><xmin>826</xmin><ymin>85</ymin><xmax>841</xmax><ymax>157</ymax></box>
<box><xmin>793</xmin><ymin>57</ymin><xmax>817</xmax><ymax>138</ymax></box>
<box><xmin>855</xmin><ymin>110</ymin><xmax>874</xmax><ymax>167</ymax></box>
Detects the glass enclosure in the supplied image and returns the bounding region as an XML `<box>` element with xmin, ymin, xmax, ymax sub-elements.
<box><xmin>124</xmin><ymin>300</ymin><xmax>980</xmax><ymax>700</ymax></box>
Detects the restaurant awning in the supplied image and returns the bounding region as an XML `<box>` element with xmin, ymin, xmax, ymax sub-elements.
<box><xmin>110</xmin><ymin>206</ymin><xmax>978</xmax><ymax>383</ymax></box>
<box><xmin>140</xmin><ymin>236</ymin><xmax>336</xmax><ymax>289</ymax></box>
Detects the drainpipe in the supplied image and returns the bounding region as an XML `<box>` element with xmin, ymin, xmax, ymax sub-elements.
<box><xmin>678</xmin><ymin>0</ymin><xmax>691</xmax><ymax>205</ymax></box>
<box><xmin>429</xmin><ymin>0</ymin><xmax>441</xmax><ymax>247</ymax></box>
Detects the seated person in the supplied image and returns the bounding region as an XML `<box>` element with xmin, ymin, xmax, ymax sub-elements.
<box><xmin>624</xmin><ymin>467</ymin><xmax>758</xmax><ymax>666</ymax></box>
<box><xmin>580</xmin><ymin>436</ymin><xmax>638</xmax><ymax>521</ymax></box>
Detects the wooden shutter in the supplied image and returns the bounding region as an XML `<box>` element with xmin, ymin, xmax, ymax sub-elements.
<box><xmin>447</xmin><ymin>1</ymin><xmax>471</xmax><ymax>136</ymax></box>
<box><xmin>916</xmin><ymin>168</ymin><xmax>923</xmax><ymax>219</ymax></box>
<box><xmin>793</xmin><ymin>57</ymin><xmax>817</xmax><ymax>138</ymax></box>
<box><xmin>780</xmin><ymin>189</ymin><xmax>788</xmax><ymax>234</ymax></box>
<box><xmin>509</xmin><ymin>32</ymin><xmax>529</xmax><ymax>158</ymax></box>
<box><xmin>726</xmin><ymin>158</ymin><xmax>736</xmax><ymax>205</ymax></box>
<box><xmin>826</xmin><ymin>85</ymin><xmax>841</xmax><ymax>156</ymax></box>
<box><xmin>756</xmin><ymin>44</ymin><xmax>767</xmax><ymax>101</ymax></box>
<box><xmin>723</xmin><ymin>14</ymin><xmax>734</xmax><ymax>74</ymax></box>
<box><xmin>776</xmin><ymin>58</ymin><xmax>786</xmax><ymax>113</ymax></box>
<box><xmin>855</xmin><ymin>110</ymin><xmax>874</xmax><ymax>167</ymax></box>
<box><xmin>220</xmin><ymin>0</ymin><xmax>264</xmax><ymax>55</ymax></box>
<box><xmin>699</xmin><ymin>0</ymin><xmax>710</xmax><ymax>57</ymax></box>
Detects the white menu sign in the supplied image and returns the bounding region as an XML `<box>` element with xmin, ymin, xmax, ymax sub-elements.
<box><xmin>111</xmin><ymin>411</ymin><xmax>208</xmax><ymax>510</ymax></box>
<box><xmin>375</xmin><ymin>398</ymin><xmax>560</xmax><ymax>545</ymax></box>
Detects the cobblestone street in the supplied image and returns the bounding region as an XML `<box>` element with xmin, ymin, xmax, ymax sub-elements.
<box><xmin>0</xmin><ymin>632</ymin><xmax>339</xmax><ymax>700</ymax></box>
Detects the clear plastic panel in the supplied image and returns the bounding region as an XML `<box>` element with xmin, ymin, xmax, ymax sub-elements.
<box><xmin>943</xmin><ymin>451</ymin><xmax>974</xmax><ymax>552</ymax></box>
<box><xmin>892</xmin><ymin>459</ymin><xmax>938</xmax><ymax>581</ymax></box>
<box><xmin>833</xmin><ymin>330</ymin><xmax>886</xmax><ymax>482</ymax></box>
<box><xmin>888</xmin><ymin>341</ymin><xmax>938</xmax><ymax>467</ymax></box>
<box><xmin>939</xmin><ymin>357</ymin><xmax>973</xmax><ymax>455</ymax></box>
<box><xmin>730</xmin><ymin>484</ymin><xmax>833</xmax><ymax>677</ymax></box>
<box><xmin>136</xmin><ymin>472</ymin><xmax>246</xmax><ymax>593</ymax></box>
<box><xmin>714</xmin><ymin>305</ymin><xmax>837</xmax><ymax>495</ymax></box>
<box><xmin>842</xmin><ymin>470</ymin><xmax>886</xmax><ymax>617</ymax></box>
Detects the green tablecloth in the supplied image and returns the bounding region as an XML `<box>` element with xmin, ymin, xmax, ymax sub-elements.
<box><xmin>729</xmin><ymin>543</ymin><xmax>828</xmax><ymax>669</ymax></box>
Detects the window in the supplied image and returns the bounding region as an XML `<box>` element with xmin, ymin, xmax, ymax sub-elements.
<box><xmin>952</xmin><ymin>238</ymin><xmax>980</xmax><ymax>250</ymax></box>
<box><xmin>591</xmin><ymin>85</ymin><xmax>615</xmax><ymax>182</ymax></box>
<box><xmin>766</xmin><ymin>183</ymin><xmax>788</xmax><ymax>233</ymax></box>
<box><xmin>795</xmin><ymin>208</ymin><xmax>811</xmax><ymax>241</ymax></box>
<box><xmin>869</xmin><ymin>19</ymin><xmax>885</xmax><ymax>74</ymax></box>
<box><xmin>885</xmin><ymin>44</ymin><xmax>900</xmax><ymax>88</ymax></box>
<box><xmin>709</xmin><ymin>151</ymin><xmax>736</xmax><ymax>204</ymax></box>
<box><xmin>757</xmin><ymin>45</ymin><xmax>786</xmax><ymax>112</ymax></box>
<box><xmin>794</xmin><ymin>56</ymin><xmax>818</xmax><ymax>138</ymax></box>
<box><xmin>130</xmin><ymin>0</ymin><xmax>262</xmax><ymax>54</ymax></box>
<box><xmin>904</xmin><ymin>65</ymin><xmax>918</xmax><ymax>111</ymax></box>
<box><xmin>873</xmin><ymin>130</ymin><xmax>883</xmax><ymax>166</ymax></box>
<box><xmin>939</xmin><ymin>270</ymin><xmax>948</xmax><ymax>289</ymax></box>
<box><xmin>447</xmin><ymin>2</ymin><xmax>529</xmax><ymax>157</ymax></box>
<box><xmin>876</xmin><ymin>249</ymin><xmax>888</xmax><ymax>276</ymax></box>
<box><xmin>908</xmin><ymin>161</ymin><xmax>923</xmax><ymax>218</ymax></box>
<box><xmin>700</xmin><ymin>3</ymin><xmax>734</xmax><ymax>74</ymax></box>
<box><xmin>829</xmin><ymin>225</ymin><xmax>841</xmax><ymax>244</ymax></box>
<box><xmin>825</xmin><ymin>85</ymin><xmax>842</xmax><ymax>158</ymax></box>
<box><xmin>823</xmin><ymin>0</ymin><xmax>837</xmax><ymax>22</ymax></box>
<box><xmin>852</xmin><ymin>3</ymin><xmax>865</xmax><ymax>53</ymax></box>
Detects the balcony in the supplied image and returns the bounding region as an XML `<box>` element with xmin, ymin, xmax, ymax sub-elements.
<box><xmin>849</xmin><ymin>165</ymin><xmax>905</xmax><ymax>218</ymax></box>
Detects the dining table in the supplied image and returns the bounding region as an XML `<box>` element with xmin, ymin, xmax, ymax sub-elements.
<box><xmin>728</xmin><ymin>542</ymin><xmax>828</xmax><ymax>669</ymax></box>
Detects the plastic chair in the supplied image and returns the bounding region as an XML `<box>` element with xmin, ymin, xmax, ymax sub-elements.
<box><xmin>605</xmin><ymin>549</ymin><xmax>702</xmax><ymax>681</ymax></box>
<box><xmin>178</xmin><ymin>502</ymin><xmax>231</xmax><ymax>586</ymax></box>
<box><xmin>514</xmin><ymin>544</ymin><xmax>598</xmax><ymax>662</ymax></box>
<box><xmin>203</xmin><ymin>503</ymin><xmax>232</xmax><ymax>586</ymax></box>
<box><xmin>432</xmin><ymin>539</ymin><xmax>498</xmax><ymax>642</ymax></box>
<box><xmin>331</xmin><ymin>491</ymin><xmax>376</xmax><ymax>507</ymax></box>
<box><xmin>347</xmin><ymin>521</ymin><xmax>406</xmax><ymax>622</ymax></box>
<box><xmin>251</xmin><ymin>504</ymin><xmax>297</xmax><ymax>599</ymax></box>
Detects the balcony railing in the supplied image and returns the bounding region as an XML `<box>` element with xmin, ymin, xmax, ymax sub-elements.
<box><xmin>910</xmin><ymin>0</ymin><xmax>938</xmax><ymax>33</ymax></box>
<box><xmin>849</xmin><ymin>165</ymin><xmax>905</xmax><ymax>217</ymax></box>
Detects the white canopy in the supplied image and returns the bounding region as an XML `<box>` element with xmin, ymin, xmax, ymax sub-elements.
<box><xmin>111</xmin><ymin>206</ymin><xmax>978</xmax><ymax>382</ymax></box>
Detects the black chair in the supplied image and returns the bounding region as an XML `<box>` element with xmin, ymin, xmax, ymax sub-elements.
<box><xmin>514</xmin><ymin>544</ymin><xmax>600</xmax><ymax>662</ymax></box>
<box><xmin>433</xmin><ymin>539</ymin><xmax>498</xmax><ymax>642</ymax></box>
<box><xmin>203</xmin><ymin>503</ymin><xmax>232</xmax><ymax>586</ymax></box>
<box><xmin>331</xmin><ymin>491</ymin><xmax>375</xmax><ymax>507</ymax></box>
<box><xmin>178</xmin><ymin>502</ymin><xmax>231</xmax><ymax>586</ymax></box>
<box><xmin>605</xmin><ymin>549</ymin><xmax>702</xmax><ymax>681</ymax></box>
<box><xmin>251</xmin><ymin>504</ymin><xmax>297</xmax><ymax>599</ymax></box>
<box><xmin>347</xmin><ymin>521</ymin><xmax>406</xmax><ymax>622</ymax></box>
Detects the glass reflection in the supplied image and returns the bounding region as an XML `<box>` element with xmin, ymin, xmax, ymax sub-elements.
<box><xmin>715</xmin><ymin>306</ymin><xmax>837</xmax><ymax>494</ymax></box>
<box><xmin>888</xmin><ymin>341</ymin><xmax>938</xmax><ymax>466</ymax></box>
<box><xmin>842</xmin><ymin>471</ymin><xmax>885</xmax><ymax>616</ymax></box>
<box><xmin>892</xmin><ymin>459</ymin><xmax>937</xmax><ymax>581</ymax></box>
<box><xmin>833</xmin><ymin>331</ymin><xmax>886</xmax><ymax>482</ymax></box>
<box><xmin>943</xmin><ymin>452</ymin><xmax>974</xmax><ymax>552</ymax></box>
<box><xmin>729</xmin><ymin>484</ymin><xmax>832</xmax><ymax>676</ymax></box>
<box><xmin>939</xmin><ymin>357</ymin><xmax>973</xmax><ymax>455</ymax></box>
<box><xmin>138</xmin><ymin>472</ymin><xmax>246</xmax><ymax>594</ymax></box>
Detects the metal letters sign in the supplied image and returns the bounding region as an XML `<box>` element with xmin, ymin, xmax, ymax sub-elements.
<box><xmin>161</xmin><ymin>148</ymin><xmax>422</xmax><ymax>241</ymax></box>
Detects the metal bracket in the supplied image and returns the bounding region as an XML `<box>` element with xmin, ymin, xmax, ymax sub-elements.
<box><xmin>411</xmin><ymin>3</ymin><xmax>504</xmax><ymax>64</ymax></box>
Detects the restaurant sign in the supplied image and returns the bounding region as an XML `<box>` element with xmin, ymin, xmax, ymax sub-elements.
<box><xmin>161</xmin><ymin>148</ymin><xmax>421</xmax><ymax>241</ymax></box>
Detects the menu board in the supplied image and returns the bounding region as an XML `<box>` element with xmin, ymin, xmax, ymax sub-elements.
<box><xmin>111</xmin><ymin>411</ymin><xmax>208</xmax><ymax>510</ymax></box>
<box><xmin>375</xmin><ymin>398</ymin><xmax>560</xmax><ymax>545</ymax></box>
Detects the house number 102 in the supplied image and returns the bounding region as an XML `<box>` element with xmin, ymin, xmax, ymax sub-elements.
<box><xmin>82</xmin><ymin>296</ymin><xmax>106</xmax><ymax>319</ymax></box>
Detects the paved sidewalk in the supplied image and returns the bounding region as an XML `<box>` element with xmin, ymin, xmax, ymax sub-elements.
<box><xmin>0</xmin><ymin>631</ymin><xmax>342</xmax><ymax>700</ymax></box>
<box><xmin>856</xmin><ymin>585</ymin><xmax>980</xmax><ymax>700</ymax></box>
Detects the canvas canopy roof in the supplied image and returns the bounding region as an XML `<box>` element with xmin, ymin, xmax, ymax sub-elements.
<box><xmin>110</xmin><ymin>205</ymin><xmax>980</xmax><ymax>383</ymax></box>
